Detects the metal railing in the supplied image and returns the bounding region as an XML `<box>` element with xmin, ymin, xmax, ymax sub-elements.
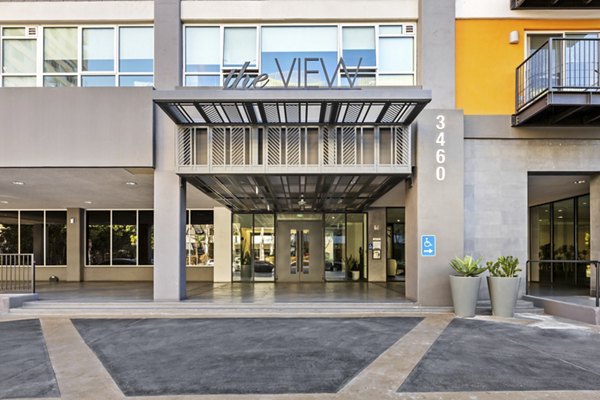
<box><xmin>516</xmin><ymin>38</ymin><xmax>600</xmax><ymax>111</ymax></box>
<box><xmin>0</xmin><ymin>254</ymin><xmax>35</xmax><ymax>294</ymax></box>
<box><xmin>526</xmin><ymin>259</ymin><xmax>599</xmax><ymax>307</ymax></box>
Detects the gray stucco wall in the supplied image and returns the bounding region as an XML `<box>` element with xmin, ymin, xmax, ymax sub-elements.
<box><xmin>464</xmin><ymin>115</ymin><xmax>600</xmax><ymax>298</ymax></box>
<box><xmin>0</xmin><ymin>87</ymin><xmax>153</xmax><ymax>167</ymax></box>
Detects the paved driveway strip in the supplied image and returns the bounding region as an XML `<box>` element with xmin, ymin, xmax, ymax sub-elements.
<box><xmin>71</xmin><ymin>317</ymin><xmax>423</xmax><ymax>396</ymax></box>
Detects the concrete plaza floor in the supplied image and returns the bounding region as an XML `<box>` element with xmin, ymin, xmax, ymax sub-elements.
<box><xmin>2</xmin><ymin>308</ymin><xmax>600</xmax><ymax>400</ymax></box>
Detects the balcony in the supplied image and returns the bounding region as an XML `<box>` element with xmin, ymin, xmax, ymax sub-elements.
<box><xmin>513</xmin><ymin>38</ymin><xmax>600</xmax><ymax>126</ymax></box>
<box><xmin>511</xmin><ymin>0</ymin><xmax>600</xmax><ymax>8</ymax></box>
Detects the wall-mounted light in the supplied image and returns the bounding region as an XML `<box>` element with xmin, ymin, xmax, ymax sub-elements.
<box><xmin>70</xmin><ymin>218</ymin><xmax>75</xmax><ymax>224</ymax></box>
<box><xmin>509</xmin><ymin>30</ymin><xmax>519</xmax><ymax>45</ymax></box>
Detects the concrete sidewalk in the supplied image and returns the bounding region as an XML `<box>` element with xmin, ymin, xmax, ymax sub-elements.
<box><xmin>1</xmin><ymin>311</ymin><xmax>600</xmax><ymax>400</ymax></box>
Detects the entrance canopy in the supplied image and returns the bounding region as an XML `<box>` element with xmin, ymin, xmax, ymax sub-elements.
<box><xmin>154</xmin><ymin>87</ymin><xmax>431</xmax><ymax>126</ymax></box>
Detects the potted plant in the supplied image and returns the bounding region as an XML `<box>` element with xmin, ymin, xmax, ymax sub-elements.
<box><xmin>449</xmin><ymin>255</ymin><xmax>487</xmax><ymax>317</ymax></box>
<box><xmin>345</xmin><ymin>255</ymin><xmax>360</xmax><ymax>281</ymax></box>
<box><xmin>486</xmin><ymin>256</ymin><xmax>522</xmax><ymax>317</ymax></box>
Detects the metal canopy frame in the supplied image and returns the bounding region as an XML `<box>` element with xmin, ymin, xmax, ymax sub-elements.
<box><xmin>154</xmin><ymin>87</ymin><xmax>431</xmax><ymax>126</ymax></box>
<box><xmin>511</xmin><ymin>0</ymin><xmax>600</xmax><ymax>8</ymax></box>
<box><xmin>186</xmin><ymin>174</ymin><xmax>406</xmax><ymax>212</ymax></box>
<box><xmin>512</xmin><ymin>92</ymin><xmax>600</xmax><ymax>126</ymax></box>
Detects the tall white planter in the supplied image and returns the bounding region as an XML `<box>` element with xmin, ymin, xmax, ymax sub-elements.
<box><xmin>487</xmin><ymin>276</ymin><xmax>520</xmax><ymax>317</ymax></box>
<box><xmin>449</xmin><ymin>275</ymin><xmax>481</xmax><ymax>317</ymax></box>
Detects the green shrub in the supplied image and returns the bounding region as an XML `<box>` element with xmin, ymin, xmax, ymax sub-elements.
<box><xmin>449</xmin><ymin>255</ymin><xmax>487</xmax><ymax>277</ymax></box>
<box><xmin>487</xmin><ymin>256</ymin><xmax>521</xmax><ymax>277</ymax></box>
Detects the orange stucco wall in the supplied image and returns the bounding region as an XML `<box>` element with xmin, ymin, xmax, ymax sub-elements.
<box><xmin>456</xmin><ymin>19</ymin><xmax>600</xmax><ymax>115</ymax></box>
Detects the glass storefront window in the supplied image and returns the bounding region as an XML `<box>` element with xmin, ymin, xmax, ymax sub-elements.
<box><xmin>112</xmin><ymin>211</ymin><xmax>137</xmax><ymax>265</ymax></box>
<box><xmin>87</xmin><ymin>211</ymin><xmax>110</xmax><ymax>265</ymax></box>
<box><xmin>325</xmin><ymin>213</ymin><xmax>345</xmax><ymax>281</ymax></box>
<box><xmin>252</xmin><ymin>214</ymin><xmax>275</xmax><ymax>281</ymax></box>
<box><xmin>138</xmin><ymin>211</ymin><xmax>154</xmax><ymax>265</ymax></box>
<box><xmin>0</xmin><ymin>211</ymin><xmax>18</xmax><ymax>254</ymax></box>
<box><xmin>261</xmin><ymin>26</ymin><xmax>338</xmax><ymax>87</ymax></box>
<box><xmin>46</xmin><ymin>211</ymin><xmax>67</xmax><ymax>265</ymax></box>
<box><xmin>386</xmin><ymin>208</ymin><xmax>405</xmax><ymax>281</ymax></box>
<box><xmin>553</xmin><ymin>199</ymin><xmax>575</xmax><ymax>260</ymax></box>
<box><xmin>347</xmin><ymin>213</ymin><xmax>366</xmax><ymax>280</ymax></box>
<box><xmin>119</xmin><ymin>27</ymin><xmax>154</xmax><ymax>73</ymax></box>
<box><xmin>44</xmin><ymin>27</ymin><xmax>77</xmax><ymax>73</ymax></box>
<box><xmin>186</xmin><ymin>210</ymin><xmax>214</xmax><ymax>266</ymax></box>
<box><xmin>232</xmin><ymin>214</ymin><xmax>253</xmax><ymax>281</ymax></box>
<box><xmin>83</xmin><ymin>28</ymin><xmax>115</xmax><ymax>72</ymax></box>
<box><xmin>19</xmin><ymin>211</ymin><xmax>44</xmax><ymax>265</ymax></box>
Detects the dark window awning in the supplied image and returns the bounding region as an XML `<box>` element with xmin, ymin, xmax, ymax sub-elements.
<box><xmin>154</xmin><ymin>87</ymin><xmax>431</xmax><ymax>126</ymax></box>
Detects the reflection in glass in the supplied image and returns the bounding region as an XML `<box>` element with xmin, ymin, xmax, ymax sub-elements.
<box><xmin>261</xmin><ymin>26</ymin><xmax>338</xmax><ymax>87</ymax></box>
<box><xmin>119</xmin><ymin>75</ymin><xmax>153</xmax><ymax>87</ymax></box>
<box><xmin>83</xmin><ymin>28</ymin><xmax>114</xmax><ymax>71</ymax></box>
<box><xmin>342</xmin><ymin>27</ymin><xmax>376</xmax><ymax>67</ymax></box>
<box><xmin>185</xmin><ymin>75</ymin><xmax>220</xmax><ymax>87</ymax></box>
<box><xmin>3</xmin><ymin>28</ymin><xmax>25</xmax><ymax>37</ymax></box>
<box><xmin>44</xmin><ymin>27</ymin><xmax>77</xmax><ymax>73</ymax></box>
<box><xmin>112</xmin><ymin>211</ymin><xmax>136</xmax><ymax>265</ymax></box>
<box><xmin>0</xmin><ymin>211</ymin><xmax>18</xmax><ymax>254</ymax></box>
<box><xmin>325</xmin><ymin>214</ymin><xmax>346</xmax><ymax>280</ymax></box>
<box><xmin>232</xmin><ymin>214</ymin><xmax>253</xmax><ymax>281</ymax></box>
<box><xmin>19</xmin><ymin>211</ymin><xmax>44</xmax><ymax>265</ymax></box>
<box><xmin>86</xmin><ymin>211</ymin><xmax>110</xmax><ymax>265</ymax></box>
<box><xmin>119</xmin><ymin>27</ymin><xmax>154</xmax><ymax>72</ymax></box>
<box><xmin>185</xmin><ymin>27</ymin><xmax>220</xmax><ymax>73</ymax></box>
<box><xmin>578</xmin><ymin>195</ymin><xmax>590</xmax><ymax>283</ymax></box>
<box><xmin>46</xmin><ymin>211</ymin><xmax>66</xmax><ymax>266</ymax></box>
<box><xmin>44</xmin><ymin>76</ymin><xmax>77</xmax><ymax>87</ymax></box>
<box><xmin>386</xmin><ymin>208</ymin><xmax>405</xmax><ymax>281</ymax></box>
<box><xmin>2</xmin><ymin>76</ymin><xmax>36</xmax><ymax>87</ymax></box>
<box><xmin>302</xmin><ymin>229</ymin><xmax>310</xmax><ymax>274</ymax></box>
<box><xmin>224</xmin><ymin>27</ymin><xmax>257</xmax><ymax>67</ymax></box>
<box><xmin>253</xmin><ymin>214</ymin><xmax>275</xmax><ymax>281</ymax></box>
<box><xmin>347</xmin><ymin>213</ymin><xmax>366</xmax><ymax>280</ymax></box>
<box><xmin>290</xmin><ymin>229</ymin><xmax>297</xmax><ymax>274</ymax></box>
<box><xmin>3</xmin><ymin>40</ymin><xmax>36</xmax><ymax>73</ymax></box>
<box><xmin>138</xmin><ymin>211</ymin><xmax>153</xmax><ymax>265</ymax></box>
<box><xmin>529</xmin><ymin>204</ymin><xmax>551</xmax><ymax>283</ymax></box>
<box><xmin>82</xmin><ymin>75</ymin><xmax>115</xmax><ymax>87</ymax></box>
<box><xmin>379</xmin><ymin>37</ymin><xmax>414</xmax><ymax>72</ymax></box>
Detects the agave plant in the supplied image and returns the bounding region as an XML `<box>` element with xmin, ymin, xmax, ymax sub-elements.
<box><xmin>449</xmin><ymin>255</ymin><xmax>487</xmax><ymax>277</ymax></box>
<box><xmin>486</xmin><ymin>256</ymin><xmax>521</xmax><ymax>277</ymax></box>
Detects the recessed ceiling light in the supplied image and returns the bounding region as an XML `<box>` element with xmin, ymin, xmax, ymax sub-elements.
<box><xmin>396</xmin><ymin>219</ymin><xmax>400</xmax><ymax>222</ymax></box>
<box><xmin>574</xmin><ymin>180</ymin><xmax>586</xmax><ymax>184</ymax></box>
<box><xmin>84</xmin><ymin>201</ymin><xmax>93</xmax><ymax>204</ymax></box>
<box><xmin>125</xmin><ymin>181</ymin><xmax>137</xmax><ymax>186</ymax></box>
<box><xmin>12</xmin><ymin>181</ymin><xmax>24</xmax><ymax>185</ymax></box>
<box><xmin>0</xmin><ymin>200</ymin><xmax>8</xmax><ymax>204</ymax></box>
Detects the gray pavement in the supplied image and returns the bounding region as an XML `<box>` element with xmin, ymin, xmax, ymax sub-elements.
<box><xmin>1</xmin><ymin>311</ymin><xmax>600</xmax><ymax>399</ymax></box>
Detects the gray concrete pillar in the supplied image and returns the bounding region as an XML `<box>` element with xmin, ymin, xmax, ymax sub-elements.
<box><xmin>367</xmin><ymin>208</ymin><xmax>387</xmax><ymax>282</ymax></box>
<box><xmin>418</xmin><ymin>0</ymin><xmax>455</xmax><ymax>109</ymax></box>
<box><xmin>590</xmin><ymin>175</ymin><xmax>600</xmax><ymax>296</ymax></box>
<box><xmin>66</xmin><ymin>208</ymin><xmax>84</xmax><ymax>282</ymax></box>
<box><xmin>154</xmin><ymin>0</ymin><xmax>181</xmax><ymax>90</ymax></box>
<box><xmin>213</xmin><ymin>207</ymin><xmax>232</xmax><ymax>282</ymax></box>
<box><xmin>406</xmin><ymin>109</ymin><xmax>465</xmax><ymax>306</ymax></box>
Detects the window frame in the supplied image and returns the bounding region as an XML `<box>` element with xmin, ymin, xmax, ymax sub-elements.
<box><xmin>0</xmin><ymin>24</ymin><xmax>154</xmax><ymax>88</ymax></box>
<box><xmin>183</xmin><ymin>22</ymin><xmax>417</xmax><ymax>88</ymax></box>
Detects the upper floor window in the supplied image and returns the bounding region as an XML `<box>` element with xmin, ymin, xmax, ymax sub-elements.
<box><xmin>183</xmin><ymin>23</ymin><xmax>416</xmax><ymax>88</ymax></box>
<box><xmin>0</xmin><ymin>25</ymin><xmax>154</xmax><ymax>88</ymax></box>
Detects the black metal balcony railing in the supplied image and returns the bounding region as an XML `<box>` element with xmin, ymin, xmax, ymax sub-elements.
<box><xmin>516</xmin><ymin>38</ymin><xmax>600</xmax><ymax>113</ymax></box>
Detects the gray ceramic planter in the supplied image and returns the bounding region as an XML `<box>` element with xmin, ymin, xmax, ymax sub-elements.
<box><xmin>449</xmin><ymin>275</ymin><xmax>481</xmax><ymax>317</ymax></box>
<box><xmin>487</xmin><ymin>276</ymin><xmax>520</xmax><ymax>317</ymax></box>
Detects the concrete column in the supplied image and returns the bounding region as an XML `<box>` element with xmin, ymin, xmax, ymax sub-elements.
<box><xmin>153</xmin><ymin>0</ymin><xmax>185</xmax><ymax>300</ymax></box>
<box><xmin>213</xmin><ymin>207</ymin><xmax>232</xmax><ymax>283</ymax></box>
<box><xmin>367</xmin><ymin>208</ymin><xmax>387</xmax><ymax>282</ymax></box>
<box><xmin>406</xmin><ymin>109</ymin><xmax>465</xmax><ymax>306</ymax></box>
<box><xmin>590</xmin><ymin>175</ymin><xmax>600</xmax><ymax>296</ymax></box>
<box><xmin>66</xmin><ymin>208</ymin><xmax>84</xmax><ymax>282</ymax></box>
<box><xmin>418</xmin><ymin>0</ymin><xmax>455</xmax><ymax>109</ymax></box>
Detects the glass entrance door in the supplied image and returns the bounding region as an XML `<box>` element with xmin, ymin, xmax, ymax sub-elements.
<box><xmin>276</xmin><ymin>220</ymin><xmax>324</xmax><ymax>282</ymax></box>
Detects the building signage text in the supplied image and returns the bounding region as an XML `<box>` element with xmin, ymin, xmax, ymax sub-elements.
<box><xmin>223</xmin><ymin>57</ymin><xmax>364</xmax><ymax>90</ymax></box>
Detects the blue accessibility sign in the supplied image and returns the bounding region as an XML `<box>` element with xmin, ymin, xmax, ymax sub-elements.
<box><xmin>421</xmin><ymin>235</ymin><xmax>436</xmax><ymax>257</ymax></box>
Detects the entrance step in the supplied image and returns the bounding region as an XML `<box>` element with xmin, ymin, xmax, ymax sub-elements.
<box><xmin>13</xmin><ymin>301</ymin><xmax>454</xmax><ymax>316</ymax></box>
<box><xmin>8</xmin><ymin>298</ymin><xmax>544</xmax><ymax>317</ymax></box>
<box><xmin>524</xmin><ymin>295</ymin><xmax>600</xmax><ymax>325</ymax></box>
